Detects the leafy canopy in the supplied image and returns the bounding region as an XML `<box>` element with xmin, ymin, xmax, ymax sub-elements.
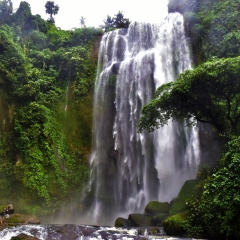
<box><xmin>101</xmin><ymin>11</ymin><xmax>131</xmax><ymax>32</ymax></box>
<box><xmin>138</xmin><ymin>56</ymin><xmax>240</xmax><ymax>135</ymax></box>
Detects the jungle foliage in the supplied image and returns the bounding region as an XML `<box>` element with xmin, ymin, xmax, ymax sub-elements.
<box><xmin>184</xmin><ymin>137</ymin><xmax>240</xmax><ymax>239</ymax></box>
<box><xmin>0</xmin><ymin>0</ymin><xmax>103</xmax><ymax>219</ymax></box>
<box><xmin>138</xmin><ymin>57</ymin><xmax>240</xmax><ymax>135</ymax></box>
<box><xmin>141</xmin><ymin>0</ymin><xmax>240</xmax><ymax>238</ymax></box>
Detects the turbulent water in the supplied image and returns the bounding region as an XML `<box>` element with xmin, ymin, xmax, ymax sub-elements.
<box><xmin>86</xmin><ymin>12</ymin><xmax>200</xmax><ymax>226</ymax></box>
<box><xmin>0</xmin><ymin>224</ymin><xmax>201</xmax><ymax>240</ymax></box>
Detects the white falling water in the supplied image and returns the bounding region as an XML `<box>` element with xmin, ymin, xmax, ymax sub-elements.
<box><xmin>87</xmin><ymin>12</ymin><xmax>200</xmax><ymax>226</ymax></box>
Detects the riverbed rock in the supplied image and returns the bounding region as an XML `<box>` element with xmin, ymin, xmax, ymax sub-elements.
<box><xmin>151</xmin><ymin>213</ymin><xmax>169</xmax><ymax>226</ymax></box>
<box><xmin>162</xmin><ymin>212</ymin><xmax>187</xmax><ymax>236</ymax></box>
<box><xmin>115</xmin><ymin>217</ymin><xmax>131</xmax><ymax>228</ymax></box>
<box><xmin>128</xmin><ymin>214</ymin><xmax>152</xmax><ymax>227</ymax></box>
<box><xmin>11</xmin><ymin>233</ymin><xmax>40</xmax><ymax>240</ymax></box>
<box><xmin>145</xmin><ymin>201</ymin><xmax>170</xmax><ymax>215</ymax></box>
<box><xmin>8</xmin><ymin>214</ymin><xmax>40</xmax><ymax>225</ymax></box>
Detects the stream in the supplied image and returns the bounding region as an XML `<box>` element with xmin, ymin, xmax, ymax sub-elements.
<box><xmin>0</xmin><ymin>224</ymin><xmax>204</xmax><ymax>240</ymax></box>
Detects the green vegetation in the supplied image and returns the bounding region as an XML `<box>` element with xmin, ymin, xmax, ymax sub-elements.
<box><xmin>138</xmin><ymin>57</ymin><xmax>240</xmax><ymax>135</ymax></box>
<box><xmin>101</xmin><ymin>11</ymin><xmax>131</xmax><ymax>32</ymax></box>
<box><xmin>183</xmin><ymin>137</ymin><xmax>240</xmax><ymax>239</ymax></box>
<box><xmin>168</xmin><ymin>0</ymin><xmax>240</xmax><ymax>63</ymax></box>
<box><xmin>0</xmin><ymin>0</ymin><xmax>103</xmax><ymax>219</ymax></box>
<box><xmin>45</xmin><ymin>1</ymin><xmax>59</xmax><ymax>23</ymax></box>
<box><xmin>169</xmin><ymin>179</ymin><xmax>197</xmax><ymax>216</ymax></box>
<box><xmin>140</xmin><ymin>0</ymin><xmax>240</xmax><ymax>238</ymax></box>
<box><xmin>163</xmin><ymin>212</ymin><xmax>187</xmax><ymax>236</ymax></box>
<box><xmin>145</xmin><ymin>201</ymin><xmax>170</xmax><ymax>215</ymax></box>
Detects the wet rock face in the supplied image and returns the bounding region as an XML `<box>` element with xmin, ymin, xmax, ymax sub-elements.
<box><xmin>116</xmin><ymin>36</ymin><xmax>126</xmax><ymax>62</ymax></box>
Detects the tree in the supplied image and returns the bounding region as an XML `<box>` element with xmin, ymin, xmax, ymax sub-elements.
<box><xmin>101</xmin><ymin>15</ymin><xmax>114</xmax><ymax>32</ymax></box>
<box><xmin>80</xmin><ymin>16</ymin><xmax>86</xmax><ymax>28</ymax></box>
<box><xmin>45</xmin><ymin>1</ymin><xmax>59</xmax><ymax>23</ymax></box>
<box><xmin>14</xmin><ymin>1</ymin><xmax>31</xmax><ymax>28</ymax></box>
<box><xmin>101</xmin><ymin>11</ymin><xmax>131</xmax><ymax>32</ymax></box>
<box><xmin>114</xmin><ymin>11</ymin><xmax>130</xmax><ymax>29</ymax></box>
<box><xmin>138</xmin><ymin>56</ymin><xmax>240</xmax><ymax>135</ymax></box>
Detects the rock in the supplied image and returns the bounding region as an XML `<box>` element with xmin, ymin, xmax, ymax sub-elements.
<box><xmin>11</xmin><ymin>233</ymin><xmax>40</xmax><ymax>240</ymax></box>
<box><xmin>8</xmin><ymin>214</ymin><xmax>40</xmax><ymax>225</ymax></box>
<box><xmin>151</xmin><ymin>213</ymin><xmax>169</xmax><ymax>226</ymax></box>
<box><xmin>162</xmin><ymin>212</ymin><xmax>187</xmax><ymax>236</ymax></box>
<box><xmin>114</xmin><ymin>217</ymin><xmax>131</xmax><ymax>228</ymax></box>
<box><xmin>128</xmin><ymin>214</ymin><xmax>152</xmax><ymax>227</ymax></box>
<box><xmin>169</xmin><ymin>179</ymin><xmax>198</xmax><ymax>216</ymax></box>
<box><xmin>145</xmin><ymin>201</ymin><xmax>170</xmax><ymax>215</ymax></box>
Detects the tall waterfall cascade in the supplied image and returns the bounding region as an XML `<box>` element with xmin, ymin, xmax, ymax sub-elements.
<box><xmin>87</xmin><ymin>12</ymin><xmax>200</xmax><ymax>226</ymax></box>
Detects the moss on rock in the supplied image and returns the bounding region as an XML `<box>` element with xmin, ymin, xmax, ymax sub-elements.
<box><xmin>169</xmin><ymin>179</ymin><xmax>197</xmax><ymax>216</ymax></box>
<box><xmin>145</xmin><ymin>201</ymin><xmax>170</xmax><ymax>215</ymax></box>
<box><xmin>128</xmin><ymin>214</ymin><xmax>152</xmax><ymax>227</ymax></box>
<box><xmin>114</xmin><ymin>217</ymin><xmax>131</xmax><ymax>228</ymax></box>
<box><xmin>163</xmin><ymin>212</ymin><xmax>187</xmax><ymax>236</ymax></box>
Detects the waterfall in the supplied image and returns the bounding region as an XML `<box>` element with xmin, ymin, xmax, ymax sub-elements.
<box><xmin>86</xmin><ymin>12</ymin><xmax>200</xmax><ymax>226</ymax></box>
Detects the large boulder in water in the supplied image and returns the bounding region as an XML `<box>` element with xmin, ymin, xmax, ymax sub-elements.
<box><xmin>145</xmin><ymin>201</ymin><xmax>170</xmax><ymax>215</ymax></box>
<box><xmin>163</xmin><ymin>212</ymin><xmax>187</xmax><ymax>236</ymax></box>
<box><xmin>114</xmin><ymin>217</ymin><xmax>131</xmax><ymax>228</ymax></box>
<box><xmin>128</xmin><ymin>214</ymin><xmax>152</xmax><ymax>227</ymax></box>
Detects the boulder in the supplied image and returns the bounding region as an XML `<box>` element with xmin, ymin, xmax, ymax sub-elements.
<box><xmin>169</xmin><ymin>179</ymin><xmax>198</xmax><ymax>216</ymax></box>
<box><xmin>145</xmin><ymin>201</ymin><xmax>170</xmax><ymax>215</ymax></box>
<box><xmin>114</xmin><ymin>217</ymin><xmax>131</xmax><ymax>228</ymax></box>
<box><xmin>128</xmin><ymin>214</ymin><xmax>152</xmax><ymax>227</ymax></box>
<box><xmin>11</xmin><ymin>233</ymin><xmax>40</xmax><ymax>240</ymax></box>
<box><xmin>8</xmin><ymin>214</ymin><xmax>40</xmax><ymax>225</ymax></box>
<box><xmin>151</xmin><ymin>213</ymin><xmax>169</xmax><ymax>226</ymax></box>
<box><xmin>162</xmin><ymin>212</ymin><xmax>187</xmax><ymax>236</ymax></box>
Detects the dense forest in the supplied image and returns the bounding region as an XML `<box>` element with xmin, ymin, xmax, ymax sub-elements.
<box><xmin>0</xmin><ymin>0</ymin><xmax>240</xmax><ymax>239</ymax></box>
<box><xmin>139</xmin><ymin>0</ymin><xmax>240</xmax><ymax>239</ymax></box>
<box><xmin>0</xmin><ymin>0</ymin><xmax>103</xmax><ymax>219</ymax></box>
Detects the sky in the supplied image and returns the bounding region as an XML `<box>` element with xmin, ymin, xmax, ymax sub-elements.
<box><xmin>11</xmin><ymin>0</ymin><xmax>169</xmax><ymax>30</ymax></box>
